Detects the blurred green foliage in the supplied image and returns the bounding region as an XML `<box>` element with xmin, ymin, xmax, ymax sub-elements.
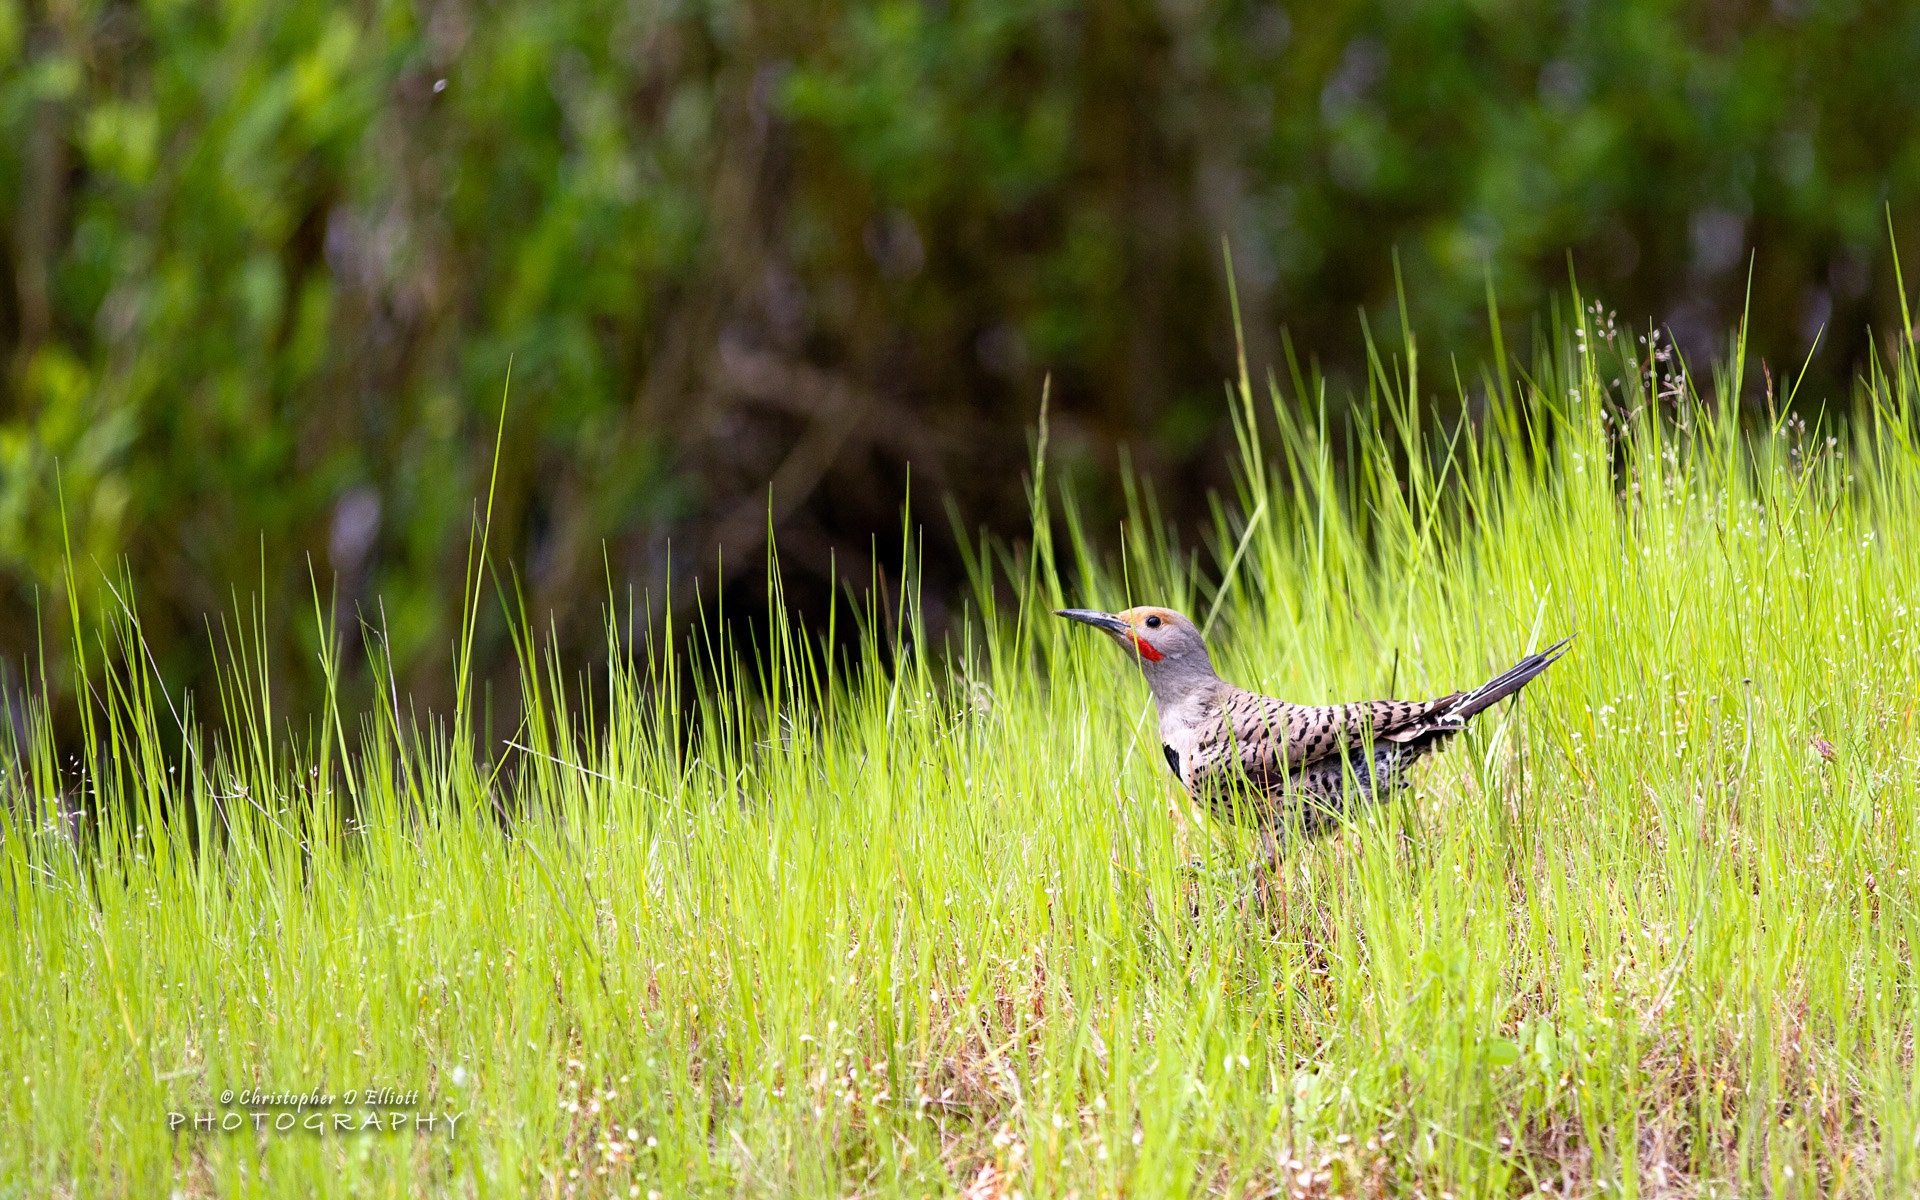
<box><xmin>4</xmin><ymin>0</ymin><xmax>1920</xmax><ymax>717</ymax></box>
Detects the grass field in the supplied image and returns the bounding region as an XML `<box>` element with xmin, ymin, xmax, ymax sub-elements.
<box><xmin>6</xmin><ymin>299</ymin><xmax>1920</xmax><ymax>1198</ymax></box>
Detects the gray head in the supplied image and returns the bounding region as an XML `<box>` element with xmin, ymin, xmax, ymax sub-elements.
<box><xmin>1054</xmin><ymin>606</ymin><xmax>1221</xmax><ymax>705</ymax></box>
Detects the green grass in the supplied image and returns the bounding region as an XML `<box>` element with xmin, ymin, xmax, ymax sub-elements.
<box><xmin>6</xmin><ymin>299</ymin><xmax>1920</xmax><ymax>1198</ymax></box>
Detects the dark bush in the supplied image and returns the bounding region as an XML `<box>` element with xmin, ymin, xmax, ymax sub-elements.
<box><xmin>4</xmin><ymin>0</ymin><xmax>1918</xmax><ymax>718</ymax></box>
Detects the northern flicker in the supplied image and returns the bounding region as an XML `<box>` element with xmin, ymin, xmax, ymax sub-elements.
<box><xmin>1057</xmin><ymin>607</ymin><xmax>1568</xmax><ymax>842</ymax></box>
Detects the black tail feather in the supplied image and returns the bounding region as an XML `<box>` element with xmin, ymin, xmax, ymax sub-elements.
<box><xmin>1449</xmin><ymin>636</ymin><xmax>1572</xmax><ymax>723</ymax></box>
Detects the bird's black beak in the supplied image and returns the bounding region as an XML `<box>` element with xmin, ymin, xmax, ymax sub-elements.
<box><xmin>1054</xmin><ymin>608</ymin><xmax>1131</xmax><ymax>638</ymax></box>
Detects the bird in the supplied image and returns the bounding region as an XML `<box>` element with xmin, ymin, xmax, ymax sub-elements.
<box><xmin>1056</xmin><ymin>606</ymin><xmax>1569</xmax><ymax>849</ymax></box>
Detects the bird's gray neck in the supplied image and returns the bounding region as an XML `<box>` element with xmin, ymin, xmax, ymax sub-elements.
<box><xmin>1141</xmin><ymin>653</ymin><xmax>1224</xmax><ymax>723</ymax></box>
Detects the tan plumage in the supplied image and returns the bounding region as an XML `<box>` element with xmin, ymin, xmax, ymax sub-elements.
<box><xmin>1057</xmin><ymin>606</ymin><xmax>1569</xmax><ymax>842</ymax></box>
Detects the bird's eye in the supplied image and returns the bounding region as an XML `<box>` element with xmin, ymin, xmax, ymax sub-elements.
<box><xmin>1144</xmin><ymin>614</ymin><xmax>1162</xmax><ymax>629</ymax></box>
